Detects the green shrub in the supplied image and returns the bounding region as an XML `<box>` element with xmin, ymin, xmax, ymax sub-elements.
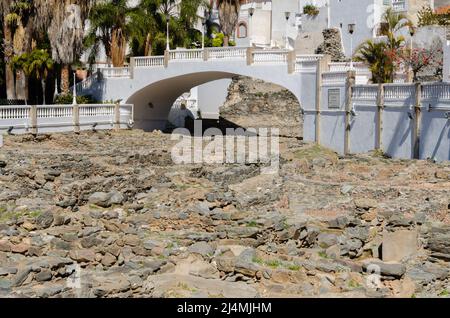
<box><xmin>303</xmin><ymin>4</ymin><xmax>319</xmax><ymax>16</ymax></box>
<box><xmin>54</xmin><ymin>94</ymin><xmax>97</xmax><ymax>105</ymax></box>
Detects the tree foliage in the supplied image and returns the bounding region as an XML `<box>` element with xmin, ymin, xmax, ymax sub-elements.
<box><xmin>355</xmin><ymin>40</ymin><xmax>395</xmax><ymax>83</ymax></box>
<box><xmin>355</xmin><ymin>8</ymin><xmax>413</xmax><ymax>83</ymax></box>
<box><xmin>10</xmin><ymin>48</ymin><xmax>53</xmax><ymax>103</ymax></box>
<box><xmin>418</xmin><ymin>6</ymin><xmax>450</xmax><ymax>26</ymax></box>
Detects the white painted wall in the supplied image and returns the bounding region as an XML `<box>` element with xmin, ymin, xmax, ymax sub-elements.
<box><xmin>271</xmin><ymin>0</ymin><xmax>301</xmax><ymax>48</ymax></box>
<box><xmin>330</xmin><ymin>0</ymin><xmax>386</xmax><ymax>57</ymax></box>
<box><xmin>303</xmin><ymin>80</ymin><xmax>450</xmax><ymax>162</ymax></box>
<box><xmin>444</xmin><ymin>39</ymin><xmax>450</xmax><ymax>82</ymax></box>
<box><xmin>197</xmin><ymin>79</ymin><xmax>232</xmax><ymax>119</ymax></box>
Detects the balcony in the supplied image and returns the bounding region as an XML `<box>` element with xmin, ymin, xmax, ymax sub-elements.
<box><xmin>392</xmin><ymin>0</ymin><xmax>407</xmax><ymax>12</ymax></box>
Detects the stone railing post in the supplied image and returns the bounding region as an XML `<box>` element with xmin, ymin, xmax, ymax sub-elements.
<box><xmin>129</xmin><ymin>57</ymin><xmax>135</xmax><ymax>79</ymax></box>
<box><xmin>114</xmin><ymin>103</ymin><xmax>121</xmax><ymax>130</ymax></box>
<box><xmin>413</xmin><ymin>82</ymin><xmax>422</xmax><ymax>159</ymax></box>
<box><xmin>376</xmin><ymin>83</ymin><xmax>385</xmax><ymax>150</ymax></box>
<box><xmin>30</xmin><ymin>105</ymin><xmax>37</xmax><ymax>135</ymax></box>
<box><xmin>73</xmin><ymin>104</ymin><xmax>80</xmax><ymax>134</ymax></box>
<box><xmin>315</xmin><ymin>55</ymin><xmax>330</xmax><ymax>144</ymax></box>
<box><xmin>287</xmin><ymin>50</ymin><xmax>296</xmax><ymax>74</ymax></box>
<box><xmin>344</xmin><ymin>70</ymin><xmax>356</xmax><ymax>155</ymax></box>
<box><xmin>164</xmin><ymin>50</ymin><xmax>170</xmax><ymax>68</ymax></box>
<box><xmin>246</xmin><ymin>47</ymin><xmax>254</xmax><ymax>65</ymax></box>
<box><xmin>203</xmin><ymin>48</ymin><xmax>209</xmax><ymax>61</ymax></box>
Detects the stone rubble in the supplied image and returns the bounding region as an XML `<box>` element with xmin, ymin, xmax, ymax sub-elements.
<box><xmin>0</xmin><ymin>76</ymin><xmax>449</xmax><ymax>298</ymax></box>
<box><xmin>0</xmin><ymin>127</ymin><xmax>448</xmax><ymax>298</ymax></box>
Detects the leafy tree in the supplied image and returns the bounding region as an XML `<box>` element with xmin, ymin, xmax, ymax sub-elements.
<box><xmin>418</xmin><ymin>6</ymin><xmax>450</xmax><ymax>26</ymax></box>
<box><xmin>392</xmin><ymin>43</ymin><xmax>443</xmax><ymax>82</ymax></box>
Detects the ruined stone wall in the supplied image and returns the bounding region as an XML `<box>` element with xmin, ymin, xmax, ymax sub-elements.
<box><xmin>315</xmin><ymin>28</ymin><xmax>346</xmax><ymax>62</ymax></box>
<box><xmin>220</xmin><ymin>76</ymin><xmax>303</xmax><ymax>138</ymax></box>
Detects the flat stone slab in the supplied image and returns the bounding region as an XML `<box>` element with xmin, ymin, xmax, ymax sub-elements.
<box><xmin>382</xmin><ymin>229</ymin><xmax>417</xmax><ymax>262</ymax></box>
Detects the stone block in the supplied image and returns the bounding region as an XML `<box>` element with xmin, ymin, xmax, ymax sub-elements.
<box><xmin>382</xmin><ymin>229</ymin><xmax>417</xmax><ymax>262</ymax></box>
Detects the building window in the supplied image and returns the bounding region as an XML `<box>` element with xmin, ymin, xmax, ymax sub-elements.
<box><xmin>237</xmin><ymin>22</ymin><xmax>247</xmax><ymax>38</ymax></box>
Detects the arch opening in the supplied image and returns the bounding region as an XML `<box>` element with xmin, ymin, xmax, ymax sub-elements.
<box><xmin>126</xmin><ymin>71</ymin><xmax>303</xmax><ymax>134</ymax></box>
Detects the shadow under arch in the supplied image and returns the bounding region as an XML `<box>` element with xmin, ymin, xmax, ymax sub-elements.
<box><xmin>125</xmin><ymin>71</ymin><xmax>303</xmax><ymax>131</ymax></box>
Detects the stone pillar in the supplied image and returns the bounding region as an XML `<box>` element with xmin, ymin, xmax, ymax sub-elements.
<box><xmin>406</xmin><ymin>69</ymin><xmax>414</xmax><ymax>83</ymax></box>
<box><xmin>129</xmin><ymin>57</ymin><xmax>135</xmax><ymax>79</ymax></box>
<box><xmin>376</xmin><ymin>84</ymin><xmax>385</xmax><ymax>150</ymax></box>
<box><xmin>30</xmin><ymin>105</ymin><xmax>37</xmax><ymax>135</ymax></box>
<box><xmin>315</xmin><ymin>55</ymin><xmax>330</xmax><ymax>144</ymax></box>
<box><xmin>73</xmin><ymin>104</ymin><xmax>80</xmax><ymax>134</ymax></box>
<box><xmin>114</xmin><ymin>103</ymin><xmax>121</xmax><ymax>130</ymax></box>
<box><xmin>164</xmin><ymin>50</ymin><xmax>170</xmax><ymax>68</ymax></box>
<box><xmin>287</xmin><ymin>51</ymin><xmax>296</xmax><ymax>74</ymax></box>
<box><xmin>246</xmin><ymin>47</ymin><xmax>254</xmax><ymax>66</ymax></box>
<box><xmin>344</xmin><ymin>70</ymin><xmax>356</xmax><ymax>155</ymax></box>
<box><xmin>203</xmin><ymin>48</ymin><xmax>209</xmax><ymax>61</ymax></box>
<box><xmin>413</xmin><ymin>82</ymin><xmax>422</xmax><ymax>159</ymax></box>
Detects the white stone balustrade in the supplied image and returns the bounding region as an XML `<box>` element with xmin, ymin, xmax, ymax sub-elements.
<box><xmin>322</xmin><ymin>72</ymin><xmax>348</xmax><ymax>85</ymax></box>
<box><xmin>79</xmin><ymin>104</ymin><xmax>115</xmax><ymax>117</ymax></box>
<box><xmin>37</xmin><ymin>105</ymin><xmax>73</xmax><ymax>118</ymax></box>
<box><xmin>384</xmin><ymin>84</ymin><xmax>416</xmax><ymax>101</ymax></box>
<box><xmin>0</xmin><ymin>104</ymin><xmax>134</xmax><ymax>134</ymax></box>
<box><xmin>352</xmin><ymin>85</ymin><xmax>379</xmax><ymax>100</ymax></box>
<box><xmin>100</xmin><ymin>67</ymin><xmax>131</xmax><ymax>78</ymax></box>
<box><xmin>169</xmin><ymin>49</ymin><xmax>203</xmax><ymax>61</ymax></box>
<box><xmin>134</xmin><ymin>56</ymin><xmax>165</xmax><ymax>68</ymax></box>
<box><xmin>422</xmin><ymin>83</ymin><xmax>450</xmax><ymax>100</ymax></box>
<box><xmin>0</xmin><ymin>106</ymin><xmax>30</xmax><ymax>119</ymax></box>
<box><xmin>252</xmin><ymin>49</ymin><xmax>289</xmax><ymax>64</ymax></box>
<box><xmin>328</xmin><ymin>62</ymin><xmax>370</xmax><ymax>75</ymax></box>
<box><xmin>207</xmin><ymin>47</ymin><xmax>247</xmax><ymax>60</ymax></box>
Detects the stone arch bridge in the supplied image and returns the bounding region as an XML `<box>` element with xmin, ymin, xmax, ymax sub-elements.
<box><xmin>78</xmin><ymin>47</ymin><xmax>329</xmax><ymax>131</ymax></box>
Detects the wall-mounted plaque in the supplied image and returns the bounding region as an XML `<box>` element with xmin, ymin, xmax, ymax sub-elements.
<box><xmin>328</xmin><ymin>89</ymin><xmax>340</xmax><ymax>109</ymax></box>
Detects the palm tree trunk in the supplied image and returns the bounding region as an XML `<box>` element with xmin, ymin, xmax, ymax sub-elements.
<box><xmin>13</xmin><ymin>22</ymin><xmax>28</xmax><ymax>100</ymax></box>
<box><xmin>41</xmin><ymin>79</ymin><xmax>46</xmax><ymax>105</ymax></box>
<box><xmin>144</xmin><ymin>33</ymin><xmax>152</xmax><ymax>56</ymax></box>
<box><xmin>15</xmin><ymin>71</ymin><xmax>28</xmax><ymax>100</ymax></box>
<box><xmin>5</xmin><ymin>65</ymin><xmax>16</xmax><ymax>100</ymax></box>
<box><xmin>3</xmin><ymin>22</ymin><xmax>16</xmax><ymax>99</ymax></box>
<box><xmin>61</xmin><ymin>64</ymin><xmax>70</xmax><ymax>95</ymax></box>
<box><xmin>111</xmin><ymin>28</ymin><xmax>126</xmax><ymax>67</ymax></box>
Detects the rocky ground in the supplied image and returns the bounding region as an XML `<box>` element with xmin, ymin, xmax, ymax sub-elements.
<box><xmin>0</xmin><ymin>77</ymin><xmax>449</xmax><ymax>298</ymax></box>
<box><xmin>0</xmin><ymin>128</ymin><xmax>448</xmax><ymax>298</ymax></box>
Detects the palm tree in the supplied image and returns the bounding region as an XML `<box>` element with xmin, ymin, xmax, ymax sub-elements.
<box><xmin>217</xmin><ymin>0</ymin><xmax>240</xmax><ymax>46</ymax></box>
<box><xmin>1</xmin><ymin>0</ymin><xmax>34</xmax><ymax>100</ymax></box>
<box><xmin>85</xmin><ymin>0</ymin><xmax>135</xmax><ymax>67</ymax></box>
<box><xmin>130</xmin><ymin>0</ymin><xmax>207</xmax><ymax>56</ymax></box>
<box><xmin>355</xmin><ymin>40</ymin><xmax>395</xmax><ymax>83</ymax></box>
<box><xmin>11</xmin><ymin>49</ymin><xmax>53</xmax><ymax>104</ymax></box>
<box><xmin>380</xmin><ymin>7</ymin><xmax>412</xmax><ymax>51</ymax></box>
<box><xmin>36</xmin><ymin>0</ymin><xmax>93</xmax><ymax>95</ymax></box>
